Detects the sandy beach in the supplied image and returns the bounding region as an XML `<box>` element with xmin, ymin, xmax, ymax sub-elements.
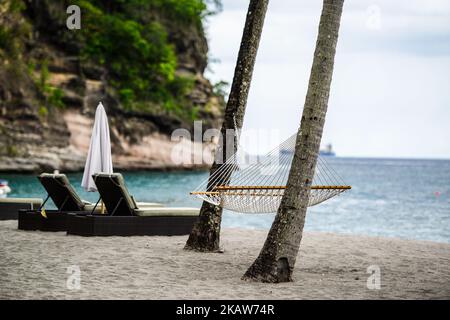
<box><xmin>0</xmin><ymin>220</ymin><xmax>449</xmax><ymax>299</ymax></box>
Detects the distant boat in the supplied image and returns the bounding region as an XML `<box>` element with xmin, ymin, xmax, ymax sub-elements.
<box><xmin>280</xmin><ymin>143</ymin><xmax>336</xmax><ymax>157</ymax></box>
<box><xmin>319</xmin><ymin>144</ymin><xmax>336</xmax><ymax>157</ymax></box>
<box><xmin>0</xmin><ymin>179</ymin><xmax>11</xmax><ymax>198</ymax></box>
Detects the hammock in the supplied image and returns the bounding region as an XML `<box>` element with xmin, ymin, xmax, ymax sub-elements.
<box><xmin>190</xmin><ymin>133</ymin><xmax>351</xmax><ymax>213</ymax></box>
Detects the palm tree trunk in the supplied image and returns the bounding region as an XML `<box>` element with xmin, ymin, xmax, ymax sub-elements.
<box><xmin>185</xmin><ymin>0</ymin><xmax>270</xmax><ymax>252</ymax></box>
<box><xmin>242</xmin><ymin>0</ymin><xmax>345</xmax><ymax>282</ymax></box>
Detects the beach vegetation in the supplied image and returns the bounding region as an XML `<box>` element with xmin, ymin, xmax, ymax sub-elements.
<box><xmin>33</xmin><ymin>60</ymin><xmax>65</xmax><ymax>110</ymax></box>
<box><xmin>38</xmin><ymin>106</ymin><xmax>49</xmax><ymax>118</ymax></box>
<box><xmin>190</xmin><ymin>105</ymin><xmax>200</xmax><ymax>121</ymax></box>
<box><xmin>1</xmin><ymin>0</ymin><xmax>222</xmax><ymax>122</ymax></box>
<box><xmin>65</xmin><ymin>0</ymin><xmax>213</xmax><ymax>119</ymax></box>
<box><xmin>48</xmin><ymin>88</ymin><xmax>65</xmax><ymax>109</ymax></box>
<box><xmin>0</xmin><ymin>0</ymin><xmax>31</xmax><ymax>62</ymax></box>
<box><xmin>212</xmin><ymin>80</ymin><xmax>230</xmax><ymax>98</ymax></box>
<box><xmin>6</xmin><ymin>145</ymin><xmax>18</xmax><ymax>157</ymax></box>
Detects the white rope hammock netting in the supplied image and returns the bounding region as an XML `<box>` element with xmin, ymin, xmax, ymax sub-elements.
<box><xmin>190</xmin><ymin>133</ymin><xmax>351</xmax><ymax>213</ymax></box>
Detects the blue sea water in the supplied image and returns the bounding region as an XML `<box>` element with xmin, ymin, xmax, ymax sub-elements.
<box><xmin>2</xmin><ymin>158</ymin><xmax>450</xmax><ymax>243</ymax></box>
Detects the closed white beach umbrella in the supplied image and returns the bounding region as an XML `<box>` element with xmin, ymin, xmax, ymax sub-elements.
<box><xmin>81</xmin><ymin>102</ymin><xmax>113</xmax><ymax>192</ymax></box>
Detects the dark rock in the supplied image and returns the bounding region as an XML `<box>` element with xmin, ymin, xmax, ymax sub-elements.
<box><xmin>62</xmin><ymin>90</ymin><xmax>84</xmax><ymax>108</ymax></box>
<box><xmin>81</xmin><ymin>63</ymin><xmax>105</xmax><ymax>81</ymax></box>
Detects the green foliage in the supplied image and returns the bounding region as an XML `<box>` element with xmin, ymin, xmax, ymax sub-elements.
<box><xmin>34</xmin><ymin>60</ymin><xmax>65</xmax><ymax>110</ymax></box>
<box><xmin>2</xmin><ymin>0</ymin><xmax>222</xmax><ymax>121</ymax></box>
<box><xmin>149</xmin><ymin>0</ymin><xmax>208</xmax><ymax>26</ymax></box>
<box><xmin>0</xmin><ymin>0</ymin><xmax>31</xmax><ymax>60</ymax></box>
<box><xmin>38</xmin><ymin>60</ymin><xmax>49</xmax><ymax>90</ymax></box>
<box><xmin>83</xmin><ymin>0</ymin><xmax>215</xmax><ymax>27</ymax></box>
<box><xmin>6</xmin><ymin>0</ymin><xmax>26</xmax><ymax>12</ymax></box>
<box><xmin>48</xmin><ymin>88</ymin><xmax>65</xmax><ymax>109</ymax></box>
<box><xmin>6</xmin><ymin>145</ymin><xmax>18</xmax><ymax>157</ymax></box>
<box><xmin>118</xmin><ymin>89</ymin><xmax>135</xmax><ymax>107</ymax></box>
<box><xmin>38</xmin><ymin>106</ymin><xmax>49</xmax><ymax>117</ymax></box>
<box><xmin>26</xmin><ymin>60</ymin><xmax>36</xmax><ymax>76</ymax></box>
<box><xmin>69</xmin><ymin>0</ymin><xmax>209</xmax><ymax>116</ymax></box>
<box><xmin>190</xmin><ymin>105</ymin><xmax>200</xmax><ymax>121</ymax></box>
<box><xmin>213</xmin><ymin>80</ymin><xmax>229</xmax><ymax>98</ymax></box>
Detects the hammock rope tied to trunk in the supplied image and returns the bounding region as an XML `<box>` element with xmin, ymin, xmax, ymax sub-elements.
<box><xmin>190</xmin><ymin>133</ymin><xmax>351</xmax><ymax>213</ymax></box>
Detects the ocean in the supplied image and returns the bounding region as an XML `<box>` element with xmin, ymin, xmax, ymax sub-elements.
<box><xmin>3</xmin><ymin>158</ymin><xmax>450</xmax><ymax>243</ymax></box>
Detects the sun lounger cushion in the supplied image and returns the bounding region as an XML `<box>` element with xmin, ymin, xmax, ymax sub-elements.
<box><xmin>83</xmin><ymin>204</ymin><xmax>104</xmax><ymax>212</ymax></box>
<box><xmin>134</xmin><ymin>207</ymin><xmax>199</xmax><ymax>217</ymax></box>
<box><xmin>129</xmin><ymin>195</ymin><xmax>163</xmax><ymax>208</ymax></box>
<box><xmin>0</xmin><ymin>198</ymin><xmax>43</xmax><ymax>207</ymax></box>
<box><xmin>135</xmin><ymin>202</ymin><xmax>164</xmax><ymax>208</ymax></box>
<box><xmin>0</xmin><ymin>198</ymin><xmax>44</xmax><ymax>220</ymax></box>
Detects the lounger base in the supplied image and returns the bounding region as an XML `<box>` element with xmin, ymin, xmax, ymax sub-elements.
<box><xmin>0</xmin><ymin>200</ymin><xmax>42</xmax><ymax>220</ymax></box>
<box><xmin>18</xmin><ymin>210</ymin><xmax>92</xmax><ymax>232</ymax></box>
<box><xmin>0</xmin><ymin>210</ymin><xmax>21</xmax><ymax>221</ymax></box>
<box><xmin>67</xmin><ymin>214</ymin><xmax>198</xmax><ymax>236</ymax></box>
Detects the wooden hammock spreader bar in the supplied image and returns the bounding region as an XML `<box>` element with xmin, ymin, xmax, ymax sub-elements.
<box><xmin>193</xmin><ymin>191</ymin><xmax>284</xmax><ymax>197</ymax></box>
<box><xmin>190</xmin><ymin>191</ymin><xmax>220</xmax><ymax>195</ymax></box>
<box><xmin>214</xmin><ymin>185</ymin><xmax>352</xmax><ymax>191</ymax></box>
<box><xmin>190</xmin><ymin>185</ymin><xmax>351</xmax><ymax>195</ymax></box>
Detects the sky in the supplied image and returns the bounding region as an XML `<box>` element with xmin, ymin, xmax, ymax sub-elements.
<box><xmin>204</xmin><ymin>0</ymin><xmax>450</xmax><ymax>159</ymax></box>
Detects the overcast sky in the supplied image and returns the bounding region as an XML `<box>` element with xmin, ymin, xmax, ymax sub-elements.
<box><xmin>204</xmin><ymin>0</ymin><xmax>450</xmax><ymax>159</ymax></box>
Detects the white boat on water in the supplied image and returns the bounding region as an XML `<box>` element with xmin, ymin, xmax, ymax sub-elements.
<box><xmin>319</xmin><ymin>144</ymin><xmax>336</xmax><ymax>157</ymax></box>
<box><xmin>0</xmin><ymin>180</ymin><xmax>11</xmax><ymax>198</ymax></box>
<box><xmin>280</xmin><ymin>143</ymin><xmax>336</xmax><ymax>157</ymax></box>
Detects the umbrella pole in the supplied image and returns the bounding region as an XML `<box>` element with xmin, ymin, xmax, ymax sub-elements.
<box><xmin>101</xmin><ymin>200</ymin><xmax>105</xmax><ymax>214</ymax></box>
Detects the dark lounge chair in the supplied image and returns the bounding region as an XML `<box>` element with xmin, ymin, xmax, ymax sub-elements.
<box><xmin>67</xmin><ymin>173</ymin><xmax>199</xmax><ymax>236</ymax></box>
<box><xmin>18</xmin><ymin>173</ymin><xmax>159</xmax><ymax>231</ymax></box>
<box><xmin>0</xmin><ymin>198</ymin><xmax>43</xmax><ymax>220</ymax></box>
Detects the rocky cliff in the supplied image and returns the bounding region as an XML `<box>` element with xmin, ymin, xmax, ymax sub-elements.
<box><xmin>0</xmin><ymin>0</ymin><xmax>224</xmax><ymax>173</ymax></box>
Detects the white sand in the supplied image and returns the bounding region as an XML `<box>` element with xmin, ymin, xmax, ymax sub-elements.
<box><xmin>0</xmin><ymin>220</ymin><xmax>449</xmax><ymax>299</ymax></box>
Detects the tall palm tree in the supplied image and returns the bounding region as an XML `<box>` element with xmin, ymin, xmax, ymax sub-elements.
<box><xmin>185</xmin><ymin>0</ymin><xmax>270</xmax><ymax>252</ymax></box>
<box><xmin>242</xmin><ymin>0</ymin><xmax>345</xmax><ymax>282</ymax></box>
